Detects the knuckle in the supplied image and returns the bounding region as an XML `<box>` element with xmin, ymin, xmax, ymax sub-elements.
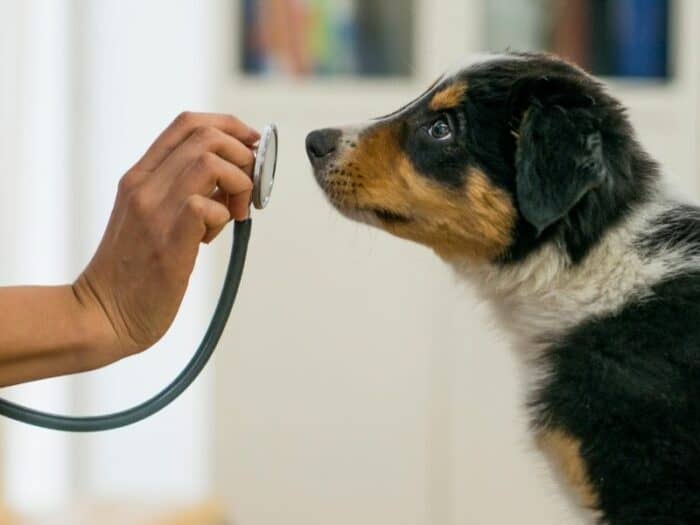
<box><xmin>192</xmin><ymin>125</ymin><xmax>219</xmax><ymax>145</ymax></box>
<box><xmin>193</xmin><ymin>152</ymin><xmax>219</xmax><ymax>174</ymax></box>
<box><xmin>239</xmin><ymin>175</ymin><xmax>254</xmax><ymax>191</ymax></box>
<box><xmin>184</xmin><ymin>195</ymin><xmax>205</xmax><ymax>217</ymax></box>
<box><xmin>118</xmin><ymin>173</ymin><xmax>139</xmax><ymax>196</ymax></box>
<box><xmin>226</xmin><ymin>114</ymin><xmax>245</xmax><ymax>131</ymax></box>
<box><xmin>225</xmin><ymin>114</ymin><xmax>241</xmax><ymax>126</ymax></box>
<box><xmin>127</xmin><ymin>188</ymin><xmax>153</xmax><ymax>217</ymax></box>
<box><xmin>174</xmin><ymin>111</ymin><xmax>196</xmax><ymax>128</ymax></box>
<box><xmin>242</xmin><ymin>148</ymin><xmax>255</xmax><ymax>167</ymax></box>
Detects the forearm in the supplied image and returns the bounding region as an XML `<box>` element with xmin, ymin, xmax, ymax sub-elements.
<box><xmin>0</xmin><ymin>286</ymin><xmax>115</xmax><ymax>386</ymax></box>
<box><xmin>0</xmin><ymin>113</ymin><xmax>256</xmax><ymax>387</ymax></box>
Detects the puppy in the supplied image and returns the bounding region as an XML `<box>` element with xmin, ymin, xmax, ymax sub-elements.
<box><xmin>306</xmin><ymin>53</ymin><xmax>700</xmax><ymax>524</ymax></box>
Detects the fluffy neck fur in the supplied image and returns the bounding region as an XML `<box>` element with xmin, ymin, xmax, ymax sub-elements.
<box><xmin>450</xmin><ymin>188</ymin><xmax>689</xmax><ymax>353</ymax></box>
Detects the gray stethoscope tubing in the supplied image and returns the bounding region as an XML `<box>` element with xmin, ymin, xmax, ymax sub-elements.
<box><xmin>0</xmin><ymin>124</ymin><xmax>278</xmax><ymax>432</ymax></box>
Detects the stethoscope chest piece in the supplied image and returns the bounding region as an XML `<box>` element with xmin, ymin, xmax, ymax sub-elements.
<box><xmin>252</xmin><ymin>124</ymin><xmax>278</xmax><ymax>210</ymax></box>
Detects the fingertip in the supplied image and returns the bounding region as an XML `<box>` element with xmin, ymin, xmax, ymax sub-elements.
<box><xmin>227</xmin><ymin>190</ymin><xmax>252</xmax><ymax>221</ymax></box>
<box><xmin>230</xmin><ymin>204</ymin><xmax>250</xmax><ymax>222</ymax></box>
<box><xmin>246</xmin><ymin>128</ymin><xmax>261</xmax><ymax>146</ymax></box>
<box><xmin>231</xmin><ymin>208</ymin><xmax>250</xmax><ymax>222</ymax></box>
<box><xmin>202</xmin><ymin>229</ymin><xmax>217</xmax><ymax>244</ymax></box>
<box><xmin>225</xmin><ymin>114</ymin><xmax>259</xmax><ymax>143</ymax></box>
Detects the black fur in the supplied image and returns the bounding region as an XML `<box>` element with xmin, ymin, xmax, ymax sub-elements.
<box><xmin>399</xmin><ymin>54</ymin><xmax>658</xmax><ymax>263</ymax></box>
<box><xmin>638</xmin><ymin>206</ymin><xmax>700</xmax><ymax>258</ymax></box>
<box><xmin>398</xmin><ymin>54</ymin><xmax>700</xmax><ymax>522</ymax></box>
<box><xmin>515</xmin><ymin>103</ymin><xmax>608</xmax><ymax>235</ymax></box>
<box><xmin>310</xmin><ymin>52</ymin><xmax>700</xmax><ymax>524</ymax></box>
<box><xmin>532</xmin><ymin>269</ymin><xmax>700</xmax><ymax>524</ymax></box>
<box><xmin>467</xmin><ymin>55</ymin><xmax>658</xmax><ymax>263</ymax></box>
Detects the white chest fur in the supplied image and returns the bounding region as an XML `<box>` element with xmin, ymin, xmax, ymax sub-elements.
<box><xmin>451</xmin><ymin>199</ymin><xmax>687</xmax><ymax>352</ymax></box>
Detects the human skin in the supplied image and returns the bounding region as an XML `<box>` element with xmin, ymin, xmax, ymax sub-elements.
<box><xmin>0</xmin><ymin>112</ymin><xmax>260</xmax><ymax>386</ymax></box>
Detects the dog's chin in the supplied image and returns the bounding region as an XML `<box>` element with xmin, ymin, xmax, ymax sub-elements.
<box><xmin>336</xmin><ymin>207</ymin><xmax>382</xmax><ymax>227</ymax></box>
<box><xmin>330</xmin><ymin>200</ymin><xmax>414</xmax><ymax>230</ymax></box>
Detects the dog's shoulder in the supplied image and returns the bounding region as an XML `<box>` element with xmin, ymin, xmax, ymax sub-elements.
<box><xmin>531</xmin><ymin>219</ymin><xmax>700</xmax><ymax>522</ymax></box>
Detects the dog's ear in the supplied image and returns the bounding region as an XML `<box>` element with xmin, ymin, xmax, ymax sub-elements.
<box><xmin>513</xmin><ymin>82</ymin><xmax>608</xmax><ymax>236</ymax></box>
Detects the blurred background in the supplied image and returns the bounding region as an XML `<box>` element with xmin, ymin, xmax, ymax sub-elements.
<box><xmin>0</xmin><ymin>0</ymin><xmax>697</xmax><ymax>523</ymax></box>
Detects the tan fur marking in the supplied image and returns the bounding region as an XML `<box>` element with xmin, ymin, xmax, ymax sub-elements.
<box><xmin>429</xmin><ymin>82</ymin><xmax>468</xmax><ymax>111</ymax></box>
<box><xmin>538</xmin><ymin>430</ymin><xmax>599</xmax><ymax>510</ymax></box>
<box><xmin>329</xmin><ymin>124</ymin><xmax>515</xmax><ymax>262</ymax></box>
<box><xmin>459</xmin><ymin>170</ymin><xmax>516</xmax><ymax>258</ymax></box>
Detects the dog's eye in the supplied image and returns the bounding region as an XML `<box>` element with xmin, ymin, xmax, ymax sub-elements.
<box><xmin>428</xmin><ymin>118</ymin><xmax>452</xmax><ymax>140</ymax></box>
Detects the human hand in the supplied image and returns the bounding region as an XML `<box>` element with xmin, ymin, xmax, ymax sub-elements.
<box><xmin>73</xmin><ymin>112</ymin><xmax>260</xmax><ymax>363</ymax></box>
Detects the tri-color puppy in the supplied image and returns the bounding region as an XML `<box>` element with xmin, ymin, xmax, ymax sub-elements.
<box><xmin>306</xmin><ymin>53</ymin><xmax>700</xmax><ymax>524</ymax></box>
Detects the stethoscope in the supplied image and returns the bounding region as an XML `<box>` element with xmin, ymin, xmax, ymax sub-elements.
<box><xmin>0</xmin><ymin>124</ymin><xmax>279</xmax><ymax>432</ymax></box>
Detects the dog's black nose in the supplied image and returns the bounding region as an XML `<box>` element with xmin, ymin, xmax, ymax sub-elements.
<box><xmin>306</xmin><ymin>128</ymin><xmax>341</xmax><ymax>165</ymax></box>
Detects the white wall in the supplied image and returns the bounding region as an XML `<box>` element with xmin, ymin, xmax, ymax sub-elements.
<box><xmin>0</xmin><ymin>0</ymin><xmax>74</xmax><ymax>511</ymax></box>
<box><xmin>68</xmin><ymin>0</ymin><xmax>219</xmax><ymax>505</ymax></box>
<box><xmin>0</xmin><ymin>0</ymin><xmax>222</xmax><ymax>514</ymax></box>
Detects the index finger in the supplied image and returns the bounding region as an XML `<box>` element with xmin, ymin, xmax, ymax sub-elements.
<box><xmin>135</xmin><ymin>112</ymin><xmax>260</xmax><ymax>172</ymax></box>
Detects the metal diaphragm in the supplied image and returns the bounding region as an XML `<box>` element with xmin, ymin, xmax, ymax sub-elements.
<box><xmin>252</xmin><ymin>124</ymin><xmax>278</xmax><ymax>210</ymax></box>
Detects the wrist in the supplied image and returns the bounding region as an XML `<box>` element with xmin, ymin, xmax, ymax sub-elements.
<box><xmin>70</xmin><ymin>276</ymin><xmax>127</xmax><ymax>368</ymax></box>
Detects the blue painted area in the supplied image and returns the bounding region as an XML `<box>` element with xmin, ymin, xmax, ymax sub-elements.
<box><xmin>612</xmin><ymin>0</ymin><xmax>669</xmax><ymax>78</ymax></box>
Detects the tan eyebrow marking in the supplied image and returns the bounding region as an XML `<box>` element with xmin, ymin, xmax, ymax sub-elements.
<box><xmin>429</xmin><ymin>82</ymin><xmax>468</xmax><ymax>111</ymax></box>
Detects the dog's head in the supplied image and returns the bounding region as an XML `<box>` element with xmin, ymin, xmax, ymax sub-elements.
<box><xmin>306</xmin><ymin>53</ymin><xmax>655</xmax><ymax>264</ymax></box>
